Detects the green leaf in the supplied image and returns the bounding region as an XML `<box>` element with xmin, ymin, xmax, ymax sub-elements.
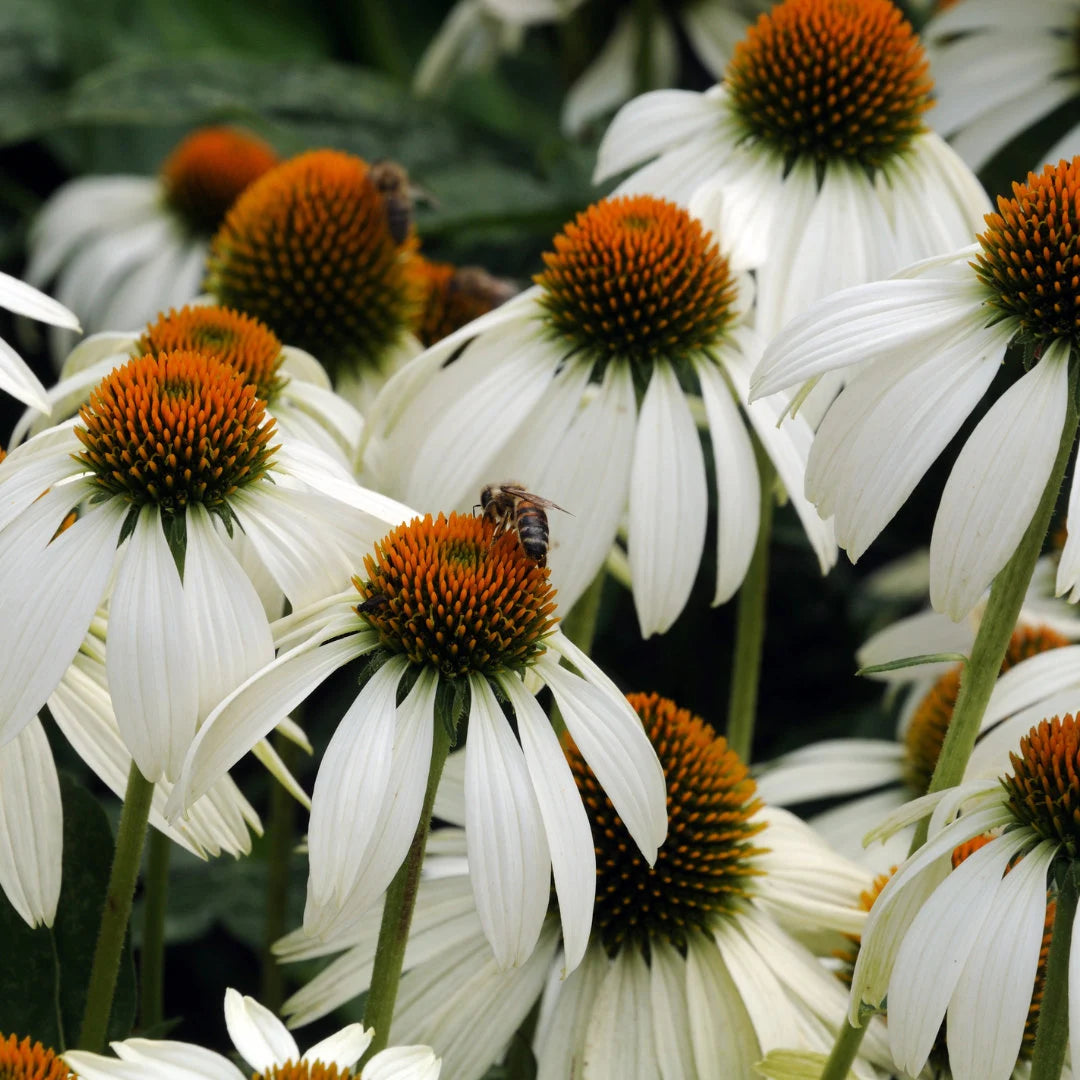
<box><xmin>856</xmin><ymin>652</ymin><xmax>968</xmax><ymax>677</ymax></box>
<box><xmin>753</xmin><ymin>1050</ymin><xmax>846</xmax><ymax>1080</ymax></box>
<box><xmin>0</xmin><ymin>775</ymin><xmax>135</xmax><ymax>1048</ymax></box>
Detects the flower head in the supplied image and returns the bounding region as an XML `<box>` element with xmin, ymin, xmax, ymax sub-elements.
<box><xmin>367</xmin><ymin>192</ymin><xmax>834</xmax><ymax>637</ymax></box>
<box><xmin>205</xmin><ymin>150</ymin><xmax>420</xmax><ymax>397</ymax></box>
<box><xmin>0</xmin><ymin>1034</ymin><xmax>69</xmax><ymax>1080</ymax></box>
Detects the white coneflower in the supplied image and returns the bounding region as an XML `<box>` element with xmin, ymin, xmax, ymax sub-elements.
<box><xmin>0</xmin><ymin>348</ymin><xmax>409</xmax><ymax>784</ymax></box>
<box><xmin>25</xmin><ymin>127</ymin><xmax>277</xmax><ymax>364</ymax></box>
<box><xmin>276</xmin><ymin>693</ymin><xmax>886</xmax><ymax>1080</ymax></box>
<box><xmin>850</xmin><ymin>712</ymin><xmax>1080</xmax><ymax>1080</ymax></box>
<box><xmin>169</xmin><ymin>511</ymin><xmax>667</xmax><ymax>972</ymax></box>
<box><xmin>753</xmin><ymin>157</ymin><xmax>1080</xmax><ymax>620</ymax></box>
<box><xmin>595</xmin><ymin>0</ymin><xmax>990</xmax><ymax>343</ymax></box>
<box><xmin>203</xmin><ymin>149</ymin><xmax>422</xmax><ymax>414</ymax></box>
<box><xmin>924</xmin><ymin>0</ymin><xmax>1080</xmax><ymax>173</ymax></box>
<box><xmin>11</xmin><ymin>304</ymin><xmax>364</xmax><ymax>465</ymax></box>
<box><xmin>65</xmin><ymin>988</ymin><xmax>441</xmax><ymax>1080</ymax></box>
<box><xmin>365</xmin><ymin>192</ymin><xmax>834</xmax><ymax>636</ymax></box>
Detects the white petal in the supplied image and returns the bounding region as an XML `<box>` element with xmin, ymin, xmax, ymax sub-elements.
<box><xmin>0</xmin><ymin>270</ymin><xmax>79</xmax><ymax>328</ymax></box>
<box><xmin>856</xmin><ymin>608</ymin><xmax>974</xmax><ymax>682</ymax></box>
<box><xmin>930</xmin><ymin>340</ymin><xmax>1070</xmax><ymax>620</ymax></box>
<box><xmin>534</xmin><ymin>943</ymin><xmax>608</xmax><ymax>1080</ymax></box>
<box><xmin>0</xmin><ymin>423</ymin><xmax>84</xmax><ymax>533</ymax></box>
<box><xmin>537</xmin><ymin>654</ymin><xmax>666</xmax><ymax>863</ymax></box>
<box><xmin>694</xmin><ymin>356</ymin><xmax>759</xmax><ymax>603</ymax></box>
<box><xmin>649</xmin><ymin>940</ymin><xmax>695</xmax><ymax>1080</ymax></box>
<box><xmin>0</xmin><ymin>491</ymin><xmax>124</xmax><ymax>745</ymax></box>
<box><xmin>0</xmin><ymin>719</ymin><xmax>61</xmax><ymax>927</ymax></box>
<box><xmin>561</xmin><ymin>10</ymin><xmax>636</xmax><ymax>137</ymax></box>
<box><xmin>628</xmin><ymin>361</ymin><xmax>707</xmax><ymax>636</ymax></box>
<box><xmin>1057</xmin><ymin>454</ymin><xmax>1080</xmax><ymax>599</ymax></box>
<box><xmin>107</xmin><ymin>1038</ymin><xmax>247</xmax><ymax>1080</ymax></box>
<box><xmin>0</xmin><ymin>336</ymin><xmax>51</xmax><ymax>413</ymax></box>
<box><xmin>306</xmin><ymin>655</ymin><xmax>408</xmax><ymax>910</ymax></box>
<box><xmin>582</xmin><ymin>948</ymin><xmax>658</xmax><ymax>1080</ymax></box>
<box><xmin>183</xmin><ymin>505</ymin><xmax>275</xmax><ymax>722</ymax></box>
<box><xmin>498</xmin><ymin>672</ymin><xmax>595</xmax><ymax>973</ymax></box>
<box><xmin>464</xmin><ymin>674</ymin><xmax>549</xmax><ymax>968</ymax></box>
<box><xmin>361</xmin><ymin>1046</ymin><xmax>442</xmax><ymax>1080</ymax></box>
<box><xmin>224</xmin><ymin>988</ymin><xmax>299</xmax><ymax>1072</ymax></box>
<box><xmin>301</xmin><ymin>1025</ymin><xmax>373</xmax><ymax>1070</ymax></box>
<box><xmin>946</xmin><ymin>839</ymin><xmax>1056</xmax><ymax>1080</ymax></box>
<box><xmin>107</xmin><ymin>506</ymin><xmax>199</xmax><ymax>782</ymax></box>
<box><xmin>753</xmin><ymin>739</ymin><xmax>904</xmax><ymax>805</ymax></box>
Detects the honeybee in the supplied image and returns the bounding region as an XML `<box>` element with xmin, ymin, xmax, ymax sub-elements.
<box><xmin>479</xmin><ymin>482</ymin><xmax>567</xmax><ymax>567</ymax></box>
<box><xmin>448</xmin><ymin>266</ymin><xmax>519</xmax><ymax>309</ymax></box>
<box><xmin>369</xmin><ymin>160</ymin><xmax>432</xmax><ymax>246</ymax></box>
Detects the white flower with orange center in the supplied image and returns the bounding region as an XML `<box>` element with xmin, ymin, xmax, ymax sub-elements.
<box><xmin>365</xmin><ymin>193</ymin><xmax>834</xmax><ymax>637</ymax></box>
<box><xmin>168</xmin><ymin>511</ymin><xmax>667</xmax><ymax>971</ymax></box>
<box><xmin>850</xmin><ymin>712</ymin><xmax>1080</xmax><ymax>1080</ymax></box>
<box><xmin>25</xmin><ymin>127</ymin><xmax>277</xmax><ymax>364</ymax></box>
<box><xmin>752</xmin><ymin>157</ymin><xmax>1080</xmax><ymax>621</ymax></box>
<box><xmin>925</xmin><ymin>0</ymin><xmax>1080</xmax><ymax>173</ymax></box>
<box><xmin>204</xmin><ymin>149</ymin><xmax>422</xmax><ymax>414</ymax></box>
<box><xmin>0</xmin><ymin>348</ymin><xmax>410</xmax><ymax>784</ymax></box>
<box><xmin>11</xmin><ymin>304</ymin><xmax>364</xmax><ymax>466</ymax></box>
<box><xmin>275</xmin><ymin>693</ymin><xmax>884</xmax><ymax>1080</ymax></box>
<box><xmin>65</xmin><ymin>988</ymin><xmax>441</xmax><ymax>1080</ymax></box>
<box><xmin>595</xmin><ymin>0</ymin><xmax>990</xmax><ymax>345</ymax></box>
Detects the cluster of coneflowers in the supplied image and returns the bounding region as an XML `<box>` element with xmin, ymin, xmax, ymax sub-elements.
<box><xmin>1</xmin><ymin>0</ymin><xmax>1080</xmax><ymax>1078</ymax></box>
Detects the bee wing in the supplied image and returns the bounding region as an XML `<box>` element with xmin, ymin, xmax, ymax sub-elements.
<box><xmin>500</xmin><ymin>485</ymin><xmax>572</xmax><ymax>515</ymax></box>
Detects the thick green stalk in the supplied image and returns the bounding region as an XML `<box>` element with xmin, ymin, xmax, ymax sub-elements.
<box><xmin>726</xmin><ymin>447</ymin><xmax>775</xmax><ymax>764</ymax></box>
<box><xmin>1029</xmin><ymin>863</ymin><xmax>1080</xmax><ymax>1080</ymax></box>
<box><xmin>911</xmin><ymin>381</ymin><xmax>1080</xmax><ymax>852</ymax></box>
<box><xmin>361</xmin><ymin>720</ymin><xmax>454</xmax><ymax>1060</ymax></box>
<box><xmin>818</xmin><ymin>1018</ymin><xmax>867</xmax><ymax>1080</ymax></box>
<box><xmin>78</xmin><ymin>762</ymin><xmax>155</xmax><ymax>1052</ymax></box>
<box><xmin>139</xmin><ymin>829</ymin><xmax>170</xmax><ymax>1030</ymax></box>
<box><xmin>261</xmin><ymin>732</ymin><xmax>300</xmax><ymax>1010</ymax></box>
<box><xmin>561</xmin><ymin>568</ymin><xmax>606</xmax><ymax>656</ymax></box>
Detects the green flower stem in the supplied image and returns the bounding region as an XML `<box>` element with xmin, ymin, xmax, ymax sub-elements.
<box><xmin>139</xmin><ymin>828</ymin><xmax>170</xmax><ymax>1030</ymax></box>
<box><xmin>561</xmin><ymin>568</ymin><xmax>606</xmax><ymax>656</ymax></box>
<box><xmin>818</xmin><ymin>1017</ymin><xmax>867</xmax><ymax>1080</ymax></box>
<box><xmin>1029</xmin><ymin>862</ymin><xmax>1080</xmax><ymax>1080</ymax></box>
<box><xmin>726</xmin><ymin>444</ymin><xmax>775</xmax><ymax>764</ymax></box>
<box><xmin>911</xmin><ymin>377</ymin><xmax>1080</xmax><ymax>852</ymax></box>
<box><xmin>361</xmin><ymin>718</ymin><xmax>454</xmax><ymax>1060</ymax></box>
<box><xmin>78</xmin><ymin>762</ymin><xmax>155</xmax><ymax>1052</ymax></box>
<box><xmin>261</xmin><ymin>731</ymin><xmax>299</xmax><ymax>1010</ymax></box>
<box><xmin>633</xmin><ymin>0</ymin><xmax>656</xmax><ymax>95</ymax></box>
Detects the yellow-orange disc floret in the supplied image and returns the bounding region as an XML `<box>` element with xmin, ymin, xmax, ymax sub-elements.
<box><xmin>726</xmin><ymin>0</ymin><xmax>933</xmax><ymax>169</ymax></box>
<box><xmin>0</xmin><ymin>1034</ymin><xmax>70</xmax><ymax>1080</ymax></box>
<box><xmin>565</xmin><ymin>692</ymin><xmax>767</xmax><ymax>954</ymax></box>
<box><xmin>973</xmin><ymin>158</ymin><xmax>1080</xmax><ymax>347</ymax></box>
<box><xmin>160</xmin><ymin>126</ymin><xmax>278</xmax><ymax>235</ymax></box>
<box><xmin>536</xmin><ymin>195</ymin><xmax>737</xmax><ymax>373</ymax></box>
<box><xmin>1005</xmin><ymin>713</ymin><xmax>1080</xmax><ymax>856</ymax></box>
<box><xmin>139</xmin><ymin>305</ymin><xmax>286</xmax><ymax>402</ymax></box>
<box><xmin>205</xmin><ymin>150</ymin><xmax>419</xmax><ymax>384</ymax></box>
<box><xmin>257</xmin><ymin>1061</ymin><xmax>348</xmax><ymax>1080</ymax></box>
<box><xmin>353</xmin><ymin>512</ymin><xmax>558</xmax><ymax>678</ymax></box>
<box><xmin>903</xmin><ymin>624</ymin><xmax>1067</xmax><ymax>794</ymax></box>
<box><xmin>410</xmin><ymin>258</ymin><xmax>512</xmax><ymax>348</ymax></box>
<box><xmin>74</xmin><ymin>350</ymin><xmax>278</xmax><ymax>517</ymax></box>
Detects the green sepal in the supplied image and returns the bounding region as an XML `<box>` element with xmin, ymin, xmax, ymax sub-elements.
<box><xmin>355</xmin><ymin>648</ymin><xmax>394</xmax><ymax>694</ymax></box>
<box><xmin>161</xmin><ymin>510</ymin><xmax>188</xmax><ymax>580</ymax></box>
<box><xmin>856</xmin><ymin>652</ymin><xmax>968</xmax><ymax>677</ymax></box>
<box><xmin>434</xmin><ymin>675</ymin><xmax>469</xmax><ymax>744</ymax></box>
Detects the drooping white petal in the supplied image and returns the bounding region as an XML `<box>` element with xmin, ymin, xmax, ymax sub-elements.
<box><xmin>464</xmin><ymin>674</ymin><xmax>550</xmax><ymax>968</ymax></box>
<box><xmin>754</xmin><ymin>739</ymin><xmax>904</xmax><ymax>806</ymax></box>
<box><xmin>107</xmin><ymin>505</ymin><xmax>199</xmax><ymax>782</ymax></box>
<box><xmin>946</xmin><ymin>839</ymin><xmax>1056</xmax><ymax>1080</ymax></box>
<box><xmin>582</xmin><ymin>948</ymin><xmax>657</xmax><ymax>1080</ymax></box>
<box><xmin>306</xmin><ymin>655</ymin><xmax>408</xmax><ymax>910</ymax></box>
<box><xmin>498</xmin><ymin>672</ymin><xmax>595</xmax><ymax>973</ymax></box>
<box><xmin>0</xmin><ymin>423</ymin><xmax>84</xmax><ymax>533</ymax></box>
<box><xmin>1057</xmin><ymin>455</ymin><xmax>1080</xmax><ymax>600</ymax></box>
<box><xmin>0</xmin><ymin>490</ymin><xmax>124</xmax><ymax>746</ymax></box>
<box><xmin>107</xmin><ymin>1037</ymin><xmax>248</xmax><ymax>1080</ymax></box>
<box><xmin>628</xmin><ymin>360</ymin><xmax>708</xmax><ymax>636</ymax></box>
<box><xmin>930</xmin><ymin>340</ymin><xmax>1070</xmax><ymax>620</ymax></box>
<box><xmin>694</xmin><ymin>355</ymin><xmax>759</xmax><ymax>604</ymax></box>
<box><xmin>856</xmin><ymin>607</ymin><xmax>975</xmax><ymax>682</ymax></box>
<box><xmin>0</xmin><ymin>336</ymin><xmax>52</xmax><ymax>413</ymax></box>
<box><xmin>0</xmin><ymin>719</ymin><xmax>61</xmax><ymax>927</ymax></box>
<box><xmin>224</xmin><ymin>987</ymin><xmax>299</xmax><ymax>1072</ymax></box>
<box><xmin>537</xmin><ymin>654</ymin><xmax>666</xmax><ymax>863</ymax></box>
<box><xmin>0</xmin><ymin>270</ymin><xmax>79</xmax><ymax>327</ymax></box>
<box><xmin>361</xmin><ymin>1046</ymin><xmax>442</xmax><ymax>1080</ymax></box>
<box><xmin>648</xmin><ymin>939</ymin><xmax>695</xmax><ymax>1080</ymax></box>
<box><xmin>301</xmin><ymin>1024</ymin><xmax>373</xmax><ymax>1070</ymax></box>
<box><xmin>534</xmin><ymin>943</ymin><xmax>608</xmax><ymax>1080</ymax></box>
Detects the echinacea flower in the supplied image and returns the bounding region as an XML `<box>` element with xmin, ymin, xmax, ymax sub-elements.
<box><xmin>365</xmin><ymin>193</ymin><xmax>834</xmax><ymax>635</ymax></box>
<box><xmin>925</xmin><ymin>0</ymin><xmax>1080</xmax><ymax>172</ymax></box>
<box><xmin>0</xmin><ymin>271</ymin><xmax>79</xmax><ymax>411</ymax></box>
<box><xmin>0</xmin><ymin>348</ymin><xmax>409</xmax><ymax>784</ymax></box>
<box><xmin>595</xmin><ymin>0</ymin><xmax>990</xmax><ymax>343</ymax></box>
<box><xmin>65</xmin><ymin>988</ymin><xmax>441</xmax><ymax>1080</ymax></box>
<box><xmin>276</xmin><ymin>693</ymin><xmax>886</xmax><ymax>1080</ymax></box>
<box><xmin>204</xmin><ymin>149</ymin><xmax>421</xmax><ymax>413</ymax></box>
<box><xmin>1</xmin><ymin>1033</ymin><xmax>70</xmax><ymax>1080</ymax></box>
<box><xmin>11</xmin><ymin>304</ymin><xmax>364</xmax><ymax>465</ymax></box>
<box><xmin>849</xmin><ymin>711</ymin><xmax>1080</xmax><ymax>1080</ymax></box>
<box><xmin>758</xmin><ymin>622</ymin><xmax>1070</xmax><ymax>866</ymax></box>
<box><xmin>25</xmin><ymin>127</ymin><xmax>276</xmax><ymax>364</ymax></box>
<box><xmin>752</xmin><ymin>157</ymin><xmax>1080</xmax><ymax>620</ymax></box>
<box><xmin>169</xmin><ymin>511</ymin><xmax>667</xmax><ymax>970</ymax></box>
